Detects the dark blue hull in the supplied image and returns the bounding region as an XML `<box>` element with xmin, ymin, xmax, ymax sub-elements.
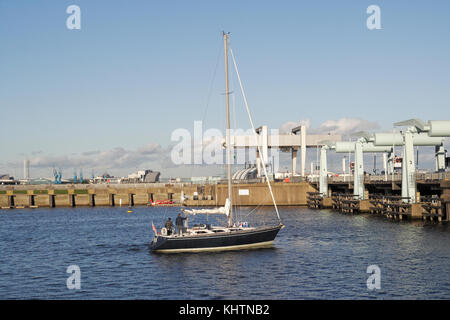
<box><xmin>151</xmin><ymin>224</ymin><xmax>283</xmax><ymax>253</ymax></box>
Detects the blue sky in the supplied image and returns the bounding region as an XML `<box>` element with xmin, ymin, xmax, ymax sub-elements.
<box><xmin>1</xmin><ymin>0</ymin><xmax>449</xmax><ymax>178</ymax></box>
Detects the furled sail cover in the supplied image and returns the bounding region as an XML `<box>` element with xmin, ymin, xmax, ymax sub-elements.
<box><xmin>182</xmin><ymin>198</ymin><xmax>230</xmax><ymax>216</ymax></box>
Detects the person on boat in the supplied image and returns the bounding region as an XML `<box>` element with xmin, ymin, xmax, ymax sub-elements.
<box><xmin>175</xmin><ymin>213</ymin><xmax>187</xmax><ymax>235</ymax></box>
<box><xmin>164</xmin><ymin>218</ymin><xmax>174</xmax><ymax>235</ymax></box>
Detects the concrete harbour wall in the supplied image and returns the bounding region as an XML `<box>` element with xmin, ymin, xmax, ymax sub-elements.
<box><xmin>0</xmin><ymin>182</ymin><xmax>315</xmax><ymax>209</ymax></box>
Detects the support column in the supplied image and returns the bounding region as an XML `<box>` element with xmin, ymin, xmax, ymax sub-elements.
<box><xmin>342</xmin><ymin>157</ymin><xmax>346</xmax><ymax>182</ymax></box>
<box><xmin>319</xmin><ymin>146</ymin><xmax>328</xmax><ymax>197</ymax></box>
<box><xmin>354</xmin><ymin>141</ymin><xmax>365</xmax><ymax>200</ymax></box>
<box><xmin>402</xmin><ymin>130</ymin><xmax>416</xmax><ymax>203</ymax></box>
<box><xmin>387</xmin><ymin>151</ymin><xmax>394</xmax><ymax>175</ymax></box>
<box><xmin>256</xmin><ymin>149</ymin><xmax>261</xmax><ymax>178</ymax></box>
<box><xmin>261</xmin><ymin>126</ymin><xmax>268</xmax><ymax>162</ymax></box>
<box><xmin>261</xmin><ymin>125</ymin><xmax>268</xmax><ymax>177</ymax></box>
<box><xmin>291</xmin><ymin>148</ymin><xmax>298</xmax><ymax>177</ymax></box>
<box><xmin>435</xmin><ymin>143</ymin><xmax>445</xmax><ymax>172</ymax></box>
<box><xmin>401</xmin><ymin>145</ymin><xmax>407</xmax><ymax>199</ymax></box>
<box><xmin>300</xmin><ymin>125</ymin><xmax>306</xmax><ymax>177</ymax></box>
<box><xmin>342</xmin><ymin>157</ymin><xmax>346</xmax><ymax>174</ymax></box>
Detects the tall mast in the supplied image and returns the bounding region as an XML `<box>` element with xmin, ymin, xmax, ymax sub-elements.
<box><xmin>223</xmin><ymin>32</ymin><xmax>233</xmax><ymax>227</ymax></box>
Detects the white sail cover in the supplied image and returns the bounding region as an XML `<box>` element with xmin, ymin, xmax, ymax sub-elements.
<box><xmin>182</xmin><ymin>198</ymin><xmax>230</xmax><ymax>217</ymax></box>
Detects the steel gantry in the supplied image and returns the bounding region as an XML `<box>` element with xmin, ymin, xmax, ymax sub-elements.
<box><xmin>391</xmin><ymin>119</ymin><xmax>450</xmax><ymax>203</ymax></box>
<box><xmin>223</xmin><ymin>125</ymin><xmax>341</xmax><ymax>178</ymax></box>
<box><xmin>318</xmin><ymin>119</ymin><xmax>450</xmax><ymax>202</ymax></box>
<box><xmin>319</xmin><ymin>139</ymin><xmax>392</xmax><ymax>199</ymax></box>
<box><xmin>334</xmin><ymin>140</ymin><xmax>392</xmax><ymax>200</ymax></box>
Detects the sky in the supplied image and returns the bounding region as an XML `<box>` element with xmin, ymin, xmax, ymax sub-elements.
<box><xmin>1</xmin><ymin>0</ymin><xmax>449</xmax><ymax>179</ymax></box>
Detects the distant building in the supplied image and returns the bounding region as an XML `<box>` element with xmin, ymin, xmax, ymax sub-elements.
<box><xmin>274</xmin><ymin>171</ymin><xmax>293</xmax><ymax>180</ymax></box>
<box><xmin>0</xmin><ymin>174</ymin><xmax>17</xmax><ymax>185</ymax></box>
<box><xmin>190</xmin><ymin>176</ymin><xmax>223</xmax><ymax>184</ymax></box>
<box><xmin>26</xmin><ymin>178</ymin><xmax>54</xmax><ymax>185</ymax></box>
<box><xmin>232</xmin><ymin>167</ymin><xmax>258</xmax><ymax>180</ymax></box>
<box><xmin>144</xmin><ymin>171</ymin><xmax>160</xmax><ymax>183</ymax></box>
<box><xmin>92</xmin><ymin>176</ymin><xmax>122</xmax><ymax>184</ymax></box>
<box><xmin>91</xmin><ymin>172</ymin><xmax>121</xmax><ymax>184</ymax></box>
<box><xmin>126</xmin><ymin>170</ymin><xmax>160</xmax><ymax>183</ymax></box>
<box><xmin>90</xmin><ymin>170</ymin><xmax>161</xmax><ymax>184</ymax></box>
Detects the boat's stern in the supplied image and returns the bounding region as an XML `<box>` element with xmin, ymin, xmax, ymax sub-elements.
<box><xmin>151</xmin><ymin>235</ymin><xmax>168</xmax><ymax>251</ymax></box>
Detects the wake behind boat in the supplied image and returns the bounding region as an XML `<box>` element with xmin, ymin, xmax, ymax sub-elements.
<box><xmin>151</xmin><ymin>32</ymin><xmax>284</xmax><ymax>253</ymax></box>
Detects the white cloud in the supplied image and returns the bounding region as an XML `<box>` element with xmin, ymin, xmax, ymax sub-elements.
<box><xmin>4</xmin><ymin>120</ymin><xmax>447</xmax><ymax>179</ymax></box>
<box><xmin>280</xmin><ymin>117</ymin><xmax>380</xmax><ymax>135</ymax></box>
<box><xmin>81</xmin><ymin>150</ymin><xmax>101</xmax><ymax>156</ymax></box>
<box><xmin>279</xmin><ymin>119</ymin><xmax>311</xmax><ymax>134</ymax></box>
<box><xmin>312</xmin><ymin>118</ymin><xmax>380</xmax><ymax>135</ymax></box>
<box><xmin>136</xmin><ymin>143</ymin><xmax>163</xmax><ymax>155</ymax></box>
<box><xmin>6</xmin><ymin>143</ymin><xmax>169</xmax><ymax>175</ymax></box>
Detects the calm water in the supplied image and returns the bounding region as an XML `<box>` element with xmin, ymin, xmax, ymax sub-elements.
<box><xmin>0</xmin><ymin>206</ymin><xmax>449</xmax><ymax>299</ymax></box>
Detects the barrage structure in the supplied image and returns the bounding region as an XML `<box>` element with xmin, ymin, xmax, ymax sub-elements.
<box><xmin>307</xmin><ymin>119</ymin><xmax>450</xmax><ymax>222</ymax></box>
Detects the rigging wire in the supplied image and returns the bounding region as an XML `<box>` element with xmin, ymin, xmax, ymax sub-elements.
<box><xmin>187</xmin><ymin>38</ymin><xmax>223</xmax><ymax>205</ymax></box>
<box><xmin>202</xmin><ymin>40</ymin><xmax>223</xmax><ymax>124</ymax></box>
<box><xmin>229</xmin><ymin>46</ymin><xmax>282</xmax><ymax>225</ymax></box>
<box><xmin>228</xmin><ymin>49</ymin><xmax>243</xmax><ymax>224</ymax></box>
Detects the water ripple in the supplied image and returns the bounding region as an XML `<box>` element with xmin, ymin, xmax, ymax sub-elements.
<box><xmin>0</xmin><ymin>206</ymin><xmax>449</xmax><ymax>299</ymax></box>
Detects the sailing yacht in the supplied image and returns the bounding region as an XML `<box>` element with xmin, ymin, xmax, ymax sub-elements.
<box><xmin>150</xmin><ymin>32</ymin><xmax>284</xmax><ymax>253</ymax></box>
